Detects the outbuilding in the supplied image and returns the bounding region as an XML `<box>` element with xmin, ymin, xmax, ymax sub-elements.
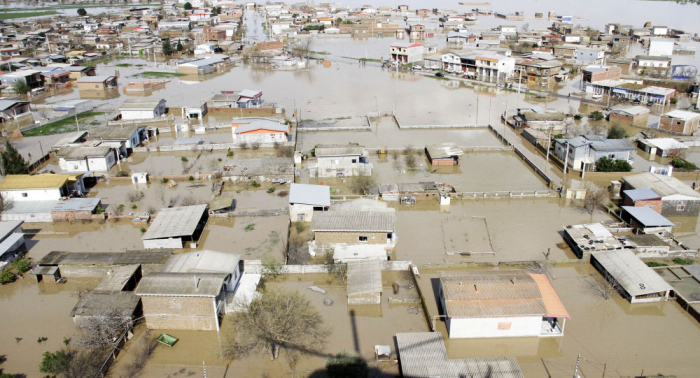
<box><xmin>142</xmin><ymin>204</ymin><xmax>209</xmax><ymax>249</ymax></box>
<box><xmin>119</xmin><ymin>98</ymin><xmax>167</xmax><ymax>120</ymax></box>
<box><xmin>609</xmin><ymin>105</ymin><xmax>650</xmax><ymax>127</ymax></box>
<box><xmin>623</xmin><ymin>172</ymin><xmax>700</xmax><ymax>217</ymax></box>
<box><xmin>288</xmin><ymin>183</ymin><xmax>330</xmax><ymax>222</ymax></box>
<box><xmin>425</xmin><ymin>143</ymin><xmax>463</xmax><ymax>166</ymax></box>
<box><xmin>621</xmin><ymin>206</ymin><xmax>674</xmax><ymax>233</ymax></box>
<box><xmin>0</xmin><ymin>220</ymin><xmax>25</xmax><ymax>271</ymax></box>
<box><xmin>637</xmin><ymin>138</ymin><xmax>688</xmax><ymax>158</ymax></box>
<box><xmin>590</xmin><ymin>250</ymin><xmax>673</xmax><ymax>303</ymax></box>
<box><xmin>346</xmin><ymin>259</ymin><xmax>382</xmax><ymax>305</ymax></box>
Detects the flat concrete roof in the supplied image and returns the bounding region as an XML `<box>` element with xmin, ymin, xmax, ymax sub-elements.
<box><xmin>592</xmin><ymin>250</ymin><xmax>673</xmax><ymax>297</ymax></box>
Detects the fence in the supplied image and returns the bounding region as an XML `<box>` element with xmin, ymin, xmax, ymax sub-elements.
<box><xmin>488</xmin><ymin>125</ymin><xmax>557</xmax><ymax>188</ymax></box>
<box><xmin>243</xmin><ymin>259</ymin><xmax>412</xmax><ymax>274</ymax></box>
<box><xmin>457</xmin><ymin>190</ymin><xmax>559</xmax><ymax>199</ymax></box>
<box><xmin>394</xmin><ymin>113</ymin><xmax>488</xmax><ymax>129</ymax></box>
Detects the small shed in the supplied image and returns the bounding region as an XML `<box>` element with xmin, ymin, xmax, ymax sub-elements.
<box><xmin>425</xmin><ymin>143</ymin><xmax>463</xmax><ymax>166</ymax></box>
<box><xmin>142</xmin><ymin>204</ymin><xmax>209</xmax><ymax>249</ymax></box>
<box><xmin>0</xmin><ymin>220</ymin><xmax>25</xmax><ymax>270</ymax></box>
<box><xmin>621</xmin><ymin>206</ymin><xmax>674</xmax><ymax>233</ymax></box>
<box><xmin>347</xmin><ymin>259</ymin><xmax>382</xmax><ymax>305</ymax></box>
<box><xmin>209</xmin><ymin>196</ymin><xmax>236</xmax><ymax>214</ymax></box>
<box><xmin>638</xmin><ymin>138</ymin><xmax>688</xmax><ymax>158</ymax></box>
<box><xmin>622</xmin><ymin>188</ymin><xmax>662</xmax><ymax>213</ymax></box>
<box><xmin>288</xmin><ymin>183</ymin><xmax>331</xmax><ymax>222</ymax></box>
<box><xmin>51</xmin><ymin>198</ymin><xmax>102</xmax><ymax>222</ymax></box>
<box><xmin>32</xmin><ymin>265</ymin><xmax>60</xmax><ymax>283</ymax></box>
<box><xmin>591</xmin><ymin>250</ymin><xmax>673</xmax><ymax>303</ymax></box>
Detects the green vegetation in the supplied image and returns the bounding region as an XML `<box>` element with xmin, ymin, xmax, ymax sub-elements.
<box><xmin>115</xmin><ymin>63</ymin><xmax>132</xmax><ymax>67</ymax></box>
<box><xmin>77</xmin><ymin>8</ymin><xmax>87</xmax><ymax>16</ymax></box>
<box><xmin>595</xmin><ymin>157</ymin><xmax>633</xmax><ymax>172</ymax></box>
<box><xmin>188</xmin><ymin>175</ymin><xmax>194</xmax><ymax>181</ymax></box>
<box><xmin>2</xmin><ymin>141</ymin><xmax>28</xmax><ymax>174</ymax></box>
<box><xmin>673</xmin><ymin>257</ymin><xmax>694</xmax><ymax>265</ymax></box>
<box><xmin>161</xmin><ymin>178</ymin><xmax>169</xmax><ymax>184</ymax></box>
<box><xmin>0</xmin><ymin>269</ymin><xmax>15</xmax><ymax>284</ymax></box>
<box><xmin>310</xmin><ymin>51</ymin><xmax>331</xmax><ymax>55</ymax></box>
<box><xmin>176</xmin><ymin>41</ymin><xmax>183</xmax><ymax>52</ymax></box>
<box><xmin>131</xmin><ymin>204</ymin><xmax>137</xmax><ymax>210</ymax></box>
<box><xmin>251</xmin><ymin>181</ymin><xmax>261</xmax><ymax>188</ymax></box>
<box><xmin>646</xmin><ymin>262</ymin><xmax>669</xmax><ymax>267</ymax></box>
<box><xmin>574</xmin><ymin>114</ymin><xmax>583</xmax><ymax>120</ymax></box>
<box><xmin>13</xmin><ymin>80</ymin><xmax>29</xmax><ymax>95</ymax></box>
<box><xmin>23</xmin><ymin>112</ymin><xmax>104</xmax><ymax>136</ymax></box>
<box><xmin>0</xmin><ymin>11</ymin><xmax>59</xmax><ymax>20</ymax></box>
<box><xmin>227</xmin><ymin>151</ymin><xmax>234</xmax><ymax>157</ymax></box>
<box><xmin>671</xmin><ymin>157</ymin><xmax>697</xmax><ymax>170</ymax></box>
<box><xmin>607</xmin><ymin>124</ymin><xmax>628</xmax><ymax>139</ymax></box>
<box><xmin>588</xmin><ymin>110</ymin><xmax>604</xmax><ymax>121</ymax></box>
<box><xmin>162</xmin><ymin>40</ymin><xmax>173</xmax><ymax>56</ymax></box>
<box><xmin>183</xmin><ymin>2</ymin><xmax>192</xmax><ymax>10</ymax></box>
<box><xmin>11</xmin><ymin>257</ymin><xmax>30</xmax><ymax>273</ymax></box>
<box><xmin>244</xmin><ymin>223</ymin><xmax>256</xmax><ymax>232</ymax></box>
<box><xmin>139</xmin><ymin>71</ymin><xmax>187</xmax><ymax>78</ymax></box>
<box><xmin>267</xmin><ymin>187</ymin><xmax>276</xmax><ymax>193</ymax></box>
<box><xmin>305</xmin><ymin>24</ymin><xmax>325</xmax><ymax>31</ymax></box>
<box><xmin>341</xmin><ymin>56</ymin><xmax>382</xmax><ymax>63</ymax></box>
<box><xmin>140</xmin><ymin>227</ymin><xmax>146</xmax><ymax>233</ymax></box>
<box><xmin>670</xmin><ymin>97</ymin><xmax>679</xmax><ymax>104</ymax></box>
<box><xmin>181</xmin><ymin>156</ymin><xmax>189</xmax><ymax>162</ymax></box>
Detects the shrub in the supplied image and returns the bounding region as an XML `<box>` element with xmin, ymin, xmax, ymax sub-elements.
<box><xmin>574</xmin><ymin>114</ymin><xmax>583</xmax><ymax>120</ymax></box>
<box><xmin>646</xmin><ymin>262</ymin><xmax>668</xmax><ymax>267</ymax></box>
<box><xmin>11</xmin><ymin>256</ymin><xmax>30</xmax><ymax>273</ymax></box>
<box><xmin>188</xmin><ymin>175</ymin><xmax>195</xmax><ymax>181</ymax></box>
<box><xmin>251</xmin><ymin>142</ymin><xmax>260</xmax><ymax>150</ymax></box>
<box><xmin>588</xmin><ymin>110</ymin><xmax>604</xmax><ymax>121</ymax></box>
<box><xmin>115</xmin><ymin>170</ymin><xmax>129</xmax><ymax>177</ymax></box>
<box><xmin>673</xmin><ymin>257</ymin><xmax>694</xmax><ymax>265</ymax></box>
<box><xmin>181</xmin><ymin>156</ymin><xmax>189</xmax><ymax>162</ymax></box>
<box><xmin>267</xmin><ymin>187</ymin><xmax>276</xmax><ymax>193</ymax></box>
<box><xmin>596</xmin><ymin>157</ymin><xmax>632</xmax><ymax>172</ymax></box>
<box><xmin>671</xmin><ymin>158</ymin><xmax>697</xmax><ymax>171</ymax></box>
<box><xmin>140</xmin><ymin>227</ymin><xmax>146</xmax><ymax>233</ymax></box>
<box><xmin>276</xmin><ymin>190</ymin><xmax>288</xmax><ymax>197</ymax></box>
<box><xmin>160</xmin><ymin>178</ymin><xmax>169</xmax><ymax>184</ymax></box>
<box><xmin>607</xmin><ymin>124</ymin><xmax>627</xmax><ymax>139</ymax></box>
<box><xmin>95</xmin><ymin>205</ymin><xmax>105</xmax><ymax>214</ymax></box>
<box><xmin>251</xmin><ymin>181</ymin><xmax>261</xmax><ymax>188</ymax></box>
<box><xmin>0</xmin><ymin>269</ymin><xmax>15</xmax><ymax>284</ymax></box>
<box><xmin>244</xmin><ymin>223</ymin><xmax>255</xmax><ymax>231</ymax></box>
<box><xmin>131</xmin><ymin>204</ymin><xmax>137</xmax><ymax>210</ymax></box>
<box><xmin>227</xmin><ymin>151</ymin><xmax>234</xmax><ymax>157</ymax></box>
<box><xmin>670</xmin><ymin>97</ymin><xmax>678</xmax><ymax>104</ymax></box>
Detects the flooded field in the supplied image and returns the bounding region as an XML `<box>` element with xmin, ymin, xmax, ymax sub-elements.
<box><xmin>415</xmin><ymin>265</ymin><xmax>700</xmax><ymax>377</ymax></box>
<box><xmin>394</xmin><ymin>198</ymin><xmax>611</xmax><ymax>265</ymax></box>
<box><xmin>0</xmin><ymin>277</ymin><xmax>99</xmax><ymax>377</ymax></box>
<box><xmin>107</xmin><ymin>272</ymin><xmax>426</xmax><ymax>377</ymax></box>
<box><xmin>87</xmin><ymin>180</ymin><xmax>216</xmax><ymax>213</ymax></box>
<box><xmin>200</xmin><ymin>216</ymin><xmax>289</xmax><ymax>261</ymax></box>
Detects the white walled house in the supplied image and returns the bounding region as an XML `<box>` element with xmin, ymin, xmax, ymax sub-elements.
<box><xmin>288</xmin><ymin>183</ymin><xmax>330</xmax><ymax>222</ymax></box>
<box><xmin>648</xmin><ymin>40</ymin><xmax>674</xmax><ymax>57</ymax></box>
<box><xmin>439</xmin><ymin>270</ymin><xmax>569</xmax><ymax>339</ymax></box>
<box><xmin>574</xmin><ymin>48</ymin><xmax>605</xmax><ymax>65</ymax></box>
<box><xmin>56</xmin><ymin>144</ymin><xmax>117</xmax><ymax>172</ymax></box>
<box><xmin>312</xmin><ymin>144</ymin><xmax>372</xmax><ymax>178</ymax></box>
<box><xmin>119</xmin><ymin>98</ymin><xmax>167</xmax><ymax>120</ymax></box>
<box><xmin>389</xmin><ymin>42</ymin><xmax>424</xmax><ymax>64</ymax></box>
<box><xmin>0</xmin><ymin>174</ymin><xmax>86</xmax><ymax>203</ymax></box>
<box><xmin>475</xmin><ymin>53</ymin><xmax>515</xmax><ymax>82</ymax></box>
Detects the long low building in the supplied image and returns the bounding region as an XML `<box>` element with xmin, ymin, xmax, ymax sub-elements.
<box><xmin>591</xmin><ymin>250</ymin><xmax>673</xmax><ymax>303</ymax></box>
<box><xmin>142</xmin><ymin>204</ymin><xmax>209</xmax><ymax>249</ymax></box>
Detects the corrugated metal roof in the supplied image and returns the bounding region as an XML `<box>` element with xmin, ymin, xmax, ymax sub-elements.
<box><xmin>52</xmin><ymin>198</ymin><xmax>101</xmax><ymax>212</ymax></box>
<box><xmin>162</xmin><ymin>250</ymin><xmax>240</xmax><ymax>274</ymax></box>
<box><xmin>94</xmin><ymin>264</ymin><xmax>140</xmax><ymax>292</ymax></box>
<box><xmin>142</xmin><ymin>204</ymin><xmax>208</xmax><ymax>240</ymax></box>
<box><xmin>315</xmin><ymin>144</ymin><xmax>365</xmax><ymax>157</ymax></box>
<box><xmin>592</xmin><ymin>250</ymin><xmax>673</xmax><ymax>297</ymax></box>
<box><xmin>0</xmin><ymin>174</ymin><xmax>71</xmax><ymax>190</ymax></box>
<box><xmin>624</xmin><ymin>172</ymin><xmax>700</xmax><ymax>199</ymax></box>
<box><xmin>119</xmin><ymin>98</ymin><xmax>165</xmax><ymax>110</ymax></box>
<box><xmin>87</xmin><ymin>125</ymin><xmax>144</xmax><ymax>140</ymax></box>
<box><xmin>642</xmin><ymin>138</ymin><xmax>688</xmax><ymax>150</ymax></box>
<box><xmin>622</xmin><ymin>206</ymin><xmax>674</xmax><ymax>227</ymax></box>
<box><xmin>426</xmin><ymin>143</ymin><xmax>463</xmax><ymax>159</ymax></box>
<box><xmin>624</xmin><ymin>188</ymin><xmax>661</xmax><ymax>201</ymax></box>
<box><xmin>531</xmin><ymin>274</ymin><xmax>570</xmax><ymax>318</ymax></box>
<box><xmin>590</xmin><ymin>139</ymin><xmax>635</xmax><ymax>152</ymax></box>
<box><xmin>396</xmin><ymin>332</ymin><xmax>524</xmax><ymax>378</ymax></box>
<box><xmin>135</xmin><ymin>272</ymin><xmax>228</xmax><ymax>296</ymax></box>
<box><xmin>289</xmin><ymin>183</ymin><xmax>331</xmax><ymax>207</ymax></box>
<box><xmin>311</xmin><ymin>211</ymin><xmax>395</xmax><ymax>232</ymax></box>
<box><xmin>347</xmin><ymin>259</ymin><xmax>382</xmax><ymax>296</ymax></box>
<box><xmin>1</xmin><ymin>200</ymin><xmax>60</xmax><ymax>215</ymax></box>
<box><xmin>0</xmin><ymin>220</ymin><xmax>23</xmax><ymax>239</ymax></box>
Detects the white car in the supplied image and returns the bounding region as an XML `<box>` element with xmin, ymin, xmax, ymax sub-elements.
<box><xmin>591</xmin><ymin>94</ymin><xmax>603</xmax><ymax>100</ymax></box>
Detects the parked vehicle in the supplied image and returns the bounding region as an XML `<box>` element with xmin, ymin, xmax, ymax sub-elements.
<box><xmin>436</xmin><ymin>72</ymin><xmax>444</xmax><ymax>77</ymax></box>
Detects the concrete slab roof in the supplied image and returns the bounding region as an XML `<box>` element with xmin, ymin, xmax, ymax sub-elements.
<box><xmin>592</xmin><ymin>250</ymin><xmax>673</xmax><ymax>297</ymax></box>
<box><xmin>311</xmin><ymin>210</ymin><xmax>395</xmax><ymax>232</ymax></box>
<box><xmin>142</xmin><ymin>204</ymin><xmax>208</xmax><ymax>240</ymax></box>
<box><xmin>135</xmin><ymin>272</ymin><xmax>228</xmax><ymax>297</ymax></box>
<box><xmin>347</xmin><ymin>259</ymin><xmax>382</xmax><ymax>296</ymax></box>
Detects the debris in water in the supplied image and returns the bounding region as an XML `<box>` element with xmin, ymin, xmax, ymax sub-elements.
<box><xmin>308</xmin><ymin>285</ymin><xmax>326</xmax><ymax>294</ymax></box>
<box><xmin>323</xmin><ymin>298</ymin><xmax>334</xmax><ymax>306</ymax></box>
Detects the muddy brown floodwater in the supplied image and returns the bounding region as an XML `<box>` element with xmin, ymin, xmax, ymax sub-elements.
<box><xmin>415</xmin><ymin>265</ymin><xmax>700</xmax><ymax>377</ymax></box>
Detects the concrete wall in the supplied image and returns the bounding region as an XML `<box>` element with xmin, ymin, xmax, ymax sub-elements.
<box><xmin>143</xmin><ymin>238</ymin><xmax>183</xmax><ymax>250</ymax></box>
<box><xmin>609</xmin><ymin>112</ymin><xmax>648</xmax><ymax>127</ymax></box>
<box><xmin>60</xmin><ymin>158</ymin><xmax>89</xmax><ymax>172</ymax></box>
<box><xmin>661</xmin><ymin>199</ymin><xmax>700</xmax><ymax>217</ymax></box>
<box><xmin>348</xmin><ymin>292</ymin><xmax>381</xmax><ymax>305</ymax></box>
<box><xmin>87</xmin><ymin>153</ymin><xmax>116</xmax><ymax>172</ymax></box>
<box><xmin>1</xmin><ymin>211</ymin><xmax>53</xmax><ymax>223</ymax></box>
<box><xmin>315</xmin><ymin>231</ymin><xmax>388</xmax><ymax>245</ymax></box>
<box><xmin>289</xmin><ymin>203</ymin><xmax>314</xmax><ymax>222</ymax></box>
<box><xmin>1</xmin><ymin>189</ymin><xmax>62</xmax><ymax>202</ymax></box>
<box><xmin>447</xmin><ymin>316</ymin><xmax>543</xmax><ymax>338</ymax></box>
<box><xmin>51</xmin><ymin>210</ymin><xmax>95</xmax><ymax>222</ymax></box>
<box><xmin>235</xmin><ymin>132</ymin><xmax>287</xmax><ymax>145</ymax></box>
<box><xmin>141</xmin><ymin>296</ymin><xmax>219</xmax><ymax>331</ymax></box>
<box><xmin>660</xmin><ymin>116</ymin><xmax>700</xmax><ymax>135</ymax></box>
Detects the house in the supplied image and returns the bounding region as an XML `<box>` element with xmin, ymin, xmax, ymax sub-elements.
<box><xmin>648</xmin><ymin>39</ymin><xmax>674</xmax><ymax>57</ymax></box>
<box><xmin>635</xmin><ymin>55</ymin><xmax>671</xmax><ymax>76</ymax></box>
<box><xmin>637</xmin><ymin>138</ymin><xmax>688</xmax><ymax>158</ymax></box>
<box><xmin>75</xmin><ymin>75</ymin><xmax>118</xmax><ymax>91</ymax></box>
<box><xmin>389</xmin><ymin>42</ymin><xmax>424</xmax><ymax>64</ymax></box>
<box><xmin>230</xmin><ymin>117</ymin><xmax>289</xmax><ymax>145</ymax></box>
<box><xmin>514</xmin><ymin>109</ymin><xmax>566</xmax><ymax>131</ymax></box>
<box><xmin>622</xmin><ymin>172</ymin><xmax>700</xmax><ymax>217</ymax></box>
<box><xmin>346</xmin><ymin>259</ymin><xmax>382</xmax><ymax>305</ymax></box>
<box><xmin>425</xmin><ymin>143</ymin><xmax>462</xmax><ymax>166</ymax></box>
<box><xmin>581</xmin><ymin>65</ymin><xmax>621</xmax><ymax>92</ymax></box>
<box><xmin>497</xmin><ymin>25</ymin><xmax>517</xmax><ymax>34</ymax></box>
<box><xmin>194</xmin><ymin>42</ymin><xmax>219</xmax><ymax>56</ymax></box>
<box><xmin>51</xmin><ymin>198</ymin><xmax>103</xmax><ymax>222</ymax></box>
<box><xmin>621</xmin><ymin>206</ymin><xmax>674</xmax><ymax>233</ymax></box>
<box><xmin>177</xmin><ymin>54</ymin><xmax>230</xmax><ymax>74</ymax></box>
<box><xmin>574</xmin><ymin>47</ymin><xmax>605</xmax><ymax>65</ymax></box>
<box><xmin>161</xmin><ymin>250</ymin><xmax>242</xmax><ymax>293</ymax></box>
<box><xmin>311</xmin><ymin>144</ymin><xmax>371</xmax><ymax>178</ymax></box>
<box><xmin>0</xmin><ymin>70</ymin><xmax>43</xmax><ymax>91</ymax></box>
<box><xmin>623</xmin><ymin>188</ymin><xmax>663</xmax><ymax>214</ymax></box>
<box><xmin>158</xmin><ymin>21</ymin><xmax>192</xmax><ymax>32</ymax></box>
<box><xmin>438</xmin><ymin>270</ymin><xmax>569</xmax><ymax>338</ymax></box>
<box><xmin>652</xmin><ymin>26</ymin><xmax>668</xmax><ymax>36</ymax></box>
<box><xmin>56</xmin><ymin>142</ymin><xmax>117</xmax><ymax>172</ymax></box>
<box><xmin>408</xmin><ymin>24</ymin><xmax>425</xmax><ymax>40</ymax></box>
<box><xmin>0</xmin><ymin>100</ymin><xmax>31</xmax><ymax>124</ymax></box>
<box><xmin>553</xmin><ymin>135</ymin><xmax>635</xmax><ymax>171</ymax></box>
<box><xmin>0</xmin><ymin>220</ymin><xmax>25</xmax><ymax>271</ymax></box>
<box><xmin>562</xmin><ymin>223</ymin><xmax>625</xmax><ymax>258</ymax></box>
<box><xmin>86</xmin><ymin>125</ymin><xmax>147</xmax><ymax>153</ymax></box>
<box><xmin>119</xmin><ymin>98</ymin><xmax>167</xmax><ymax>120</ymax></box>
<box><xmin>288</xmin><ymin>183</ymin><xmax>330</xmax><ymax>222</ymax></box>
<box><xmin>396</xmin><ymin>333</ymin><xmax>524</xmax><ymax>378</ymax></box>
<box><xmin>591</xmin><ymin>250</ymin><xmax>673</xmax><ymax>303</ymax></box>
<box><xmin>142</xmin><ymin>204</ymin><xmax>209</xmax><ymax>249</ymax></box>
<box><xmin>659</xmin><ymin>110</ymin><xmax>700</xmax><ymax>135</ymax></box>
<box><xmin>516</xmin><ymin>59</ymin><xmax>563</xmax><ymax>85</ymax></box>
<box><xmin>311</xmin><ymin>210</ymin><xmax>397</xmax><ymax>257</ymax></box>
<box><xmin>235</xmin><ymin>89</ymin><xmax>264</xmax><ymax>108</ymax></box>
<box><xmin>0</xmin><ymin>174</ymin><xmax>86</xmax><ymax>203</ymax></box>
<box><xmin>475</xmin><ymin>53</ymin><xmax>515</xmax><ymax>82</ymax></box>
<box><xmin>34</xmin><ymin>250</ymin><xmax>170</xmax><ymax>281</ymax></box>
<box><xmin>608</xmin><ymin>105</ymin><xmax>649</xmax><ymax>127</ymax></box>
<box><xmin>64</xmin><ymin>65</ymin><xmax>96</xmax><ymax>80</ymax></box>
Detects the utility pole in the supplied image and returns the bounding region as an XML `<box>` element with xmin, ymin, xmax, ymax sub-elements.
<box><xmin>74</xmin><ymin>110</ymin><xmax>80</xmax><ymax>131</ymax></box>
<box><xmin>573</xmin><ymin>354</ymin><xmax>581</xmax><ymax>378</ymax></box>
<box><xmin>602</xmin><ymin>363</ymin><xmax>607</xmax><ymax>378</ymax></box>
<box><xmin>545</xmin><ymin>127</ymin><xmax>552</xmax><ymax>173</ymax></box>
<box><xmin>563</xmin><ymin>141</ymin><xmax>569</xmax><ymax>176</ymax></box>
<box><xmin>516</xmin><ymin>67</ymin><xmax>522</xmax><ymax>110</ymax></box>
<box><xmin>476</xmin><ymin>91</ymin><xmax>479</xmax><ymax>125</ymax></box>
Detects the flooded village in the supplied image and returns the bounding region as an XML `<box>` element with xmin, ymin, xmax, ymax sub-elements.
<box><xmin>3</xmin><ymin>0</ymin><xmax>700</xmax><ymax>377</ymax></box>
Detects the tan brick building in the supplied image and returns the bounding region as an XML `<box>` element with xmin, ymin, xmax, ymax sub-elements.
<box><xmin>608</xmin><ymin>105</ymin><xmax>649</xmax><ymax>127</ymax></box>
<box><xmin>659</xmin><ymin>110</ymin><xmax>700</xmax><ymax>135</ymax></box>
<box><xmin>582</xmin><ymin>65</ymin><xmax>621</xmax><ymax>84</ymax></box>
<box><xmin>311</xmin><ymin>210</ymin><xmax>397</xmax><ymax>250</ymax></box>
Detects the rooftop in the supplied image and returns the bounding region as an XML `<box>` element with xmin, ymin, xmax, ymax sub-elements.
<box><xmin>119</xmin><ymin>98</ymin><xmax>165</xmax><ymax>110</ymax></box>
<box><xmin>311</xmin><ymin>210</ymin><xmax>395</xmax><ymax>232</ymax></box>
<box><xmin>135</xmin><ymin>272</ymin><xmax>228</xmax><ymax>297</ymax></box>
<box><xmin>396</xmin><ymin>332</ymin><xmax>525</xmax><ymax>378</ymax></box>
<box><xmin>142</xmin><ymin>204</ymin><xmax>208</xmax><ymax>240</ymax></box>
<box><xmin>0</xmin><ymin>174</ymin><xmax>73</xmax><ymax>190</ymax></box>
<box><xmin>0</xmin><ymin>220</ymin><xmax>23</xmax><ymax>240</ymax></box>
<box><xmin>641</xmin><ymin>138</ymin><xmax>689</xmax><ymax>151</ymax></box>
<box><xmin>289</xmin><ymin>183</ymin><xmax>331</xmax><ymax>207</ymax></box>
<box><xmin>315</xmin><ymin>144</ymin><xmax>365</xmax><ymax>157</ymax></box>
<box><xmin>232</xmin><ymin>118</ymin><xmax>288</xmax><ymax>134</ymax></box>
<box><xmin>592</xmin><ymin>250</ymin><xmax>673</xmax><ymax>297</ymax></box>
<box><xmin>662</xmin><ymin>110</ymin><xmax>700</xmax><ymax>121</ymax></box>
<box><xmin>70</xmin><ymin>291</ymin><xmax>140</xmax><ymax>318</ymax></box>
<box><xmin>611</xmin><ymin>105</ymin><xmax>650</xmax><ymax>116</ymax></box>
<box><xmin>51</xmin><ymin>197</ymin><xmax>101</xmax><ymax>212</ymax></box>
<box><xmin>589</xmin><ymin>139</ymin><xmax>635</xmax><ymax>152</ymax></box>
<box><xmin>347</xmin><ymin>259</ymin><xmax>382</xmax><ymax>296</ymax></box>
<box><xmin>425</xmin><ymin>143</ymin><xmax>463</xmax><ymax>159</ymax></box>
<box><xmin>624</xmin><ymin>188</ymin><xmax>661</xmax><ymax>201</ymax></box>
<box><xmin>624</xmin><ymin>172</ymin><xmax>700</xmax><ymax>199</ymax></box>
<box><xmin>87</xmin><ymin>125</ymin><xmax>144</xmax><ymax>140</ymax></box>
<box><xmin>622</xmin><ymin>206</ymin><xmax>674</xmax><ymax>227</ymax></box>
<box><xmin>162</xmin><ymin>250</ymin><xmax>240</xmax><ymax>274</ymax></box>
<box><xmin>76</xmin><ymin>75</ymin><xmax>115</xmax><ymax>83</ymax></box>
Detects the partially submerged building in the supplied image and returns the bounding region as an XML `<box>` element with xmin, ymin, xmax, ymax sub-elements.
<box><xmin>591</xmin><ymin>250</ymin><xmax>673</xmax><ymax>303</ymax></box>
<box><xmin>230</xmin><ymin>117</ymin><xmax>289</xmax><ymax>145</ymax></box>
<box><xmin>659</xmin><ymin>110</ymin><xmax>700</xmax><ymax>135</ymax></box>
<box><xmin>621</xmin><ymin>206</ymin><xmax>674</xmax><ymax>233</ymax></box>
<box><xmin>608</xmin><ymin>105</ymin><xmax>650</xmax><ymax>127</ymax></box>
<box><xmin>119</xmin><ymin>98</ymin><xmax>167</xmax><ymax>120</ymax></box>
<box><xmin>0</xmin><ymin>220</ymin><xmax>25</xmax><ymax>271</ymax></box>
<box><xmin>312</xmin><ymin>144</ymin><xmax>372</xmax><ymax>178</ymax></box>
<box><xmin>396</xmin><ymin>333</ymin><xmax>524</xmax><ymax>378</ymax></box>
<box><xmin>438</xmin><ymin>270</ymin><xmax>570</xmax><ymax>338</ymax></box>
<box><xmin>346</xmin><ymin>259</ymin><xmax>382</xmax><ymax>305</ymax></box>
<box><xmin>553</xmin><ymin>135</ymin><xmax>635</xmax><ymax>171</ymax></box>
<box><xmin>563</xmin><ymin>223</ymin><xmax>625</xmax><ymax>258</ymax></box>
<box><xmin>622</xmin><ymin>172</ymin><xmax>700</xmax><ymax>217</ymax></box>
<box><xmin>142</xmin><ymin>204</ymin><xmax>209</xmax><ymax>249</ymax></box>
<box><xmin>0</xmin><ymin>173</ymin><xmax>86</xmax><ymax>203</ymax></box>
<box><xmin>425</xmin><ymin>143</ymin><xmax>463</xmax><ymax>166</ymax></box>
<box><xmin>637</xmin><ymin>138</ymin><xmax>688</xmax><ymax>158</ymax></box>
<box><xmin>288</xmin><ymin>183</ymin><xmax>330</xmax><ymax>222</ymax></box>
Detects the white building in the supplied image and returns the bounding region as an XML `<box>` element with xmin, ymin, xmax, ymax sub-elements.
<box><xmin>475</xmin><ymin>53</ymin><xmax>515</xmax><ymax>82</ymax></box>
<box><xmin>119</xmin><ymin>98</ymin><xmax>167</xmax><ymax>120</ymax></box>
<box><xmin>648</xmin><ymin>39</ymin><xmax>674</xmax><ymax>57</ymax></box>
<box><xmin>313</xmin><ymin>144</ymin><xmax>372</xmax><ymax>178</ymax></box>
<box><xmin>194</xmin><ymin>43</ymin><xmax>218</xmax><ymax>56</ymax></box>
<box><xmin>56</xmin><ymin>143</ymin><xmax>117</xmax><ymax>173</ymax></box>
<box><xmin>0</xmin><ymin>174</ymin><xmax>86</xmax><ymax>203</ymax></box>
<box><xmin>591</xmin><ymin>250</ymin><xmax>673</xmax><ymax>303</ymax></box>
<box><xmin>231</xmin><ymin>117</ymin><xmax>289</xmax><ymax>145</ymax></box>
<box><xmin>439</xmin><ymin>270</ymin><xmax>569</xmax><ymax>339</ymax></box>
<box><xmin>389</xmin><ymin>42</ymin><xmax>424</xmax><ymax>64</ymax></box>
<box><xmin>651</xmin><ymin>26</ymin><xmax>668</xmax><ymax>36</ymax></box>
<box><xmin>574</xmin><ymin>47</ymin><xmax>605</xmax><ymax>65</ymax></box>
<box><xmin>142</xmin><ymin>204</ymin><xmax>209</xmax><ymax>249</ymax></box>
<box><xmin>288</xmin><ymin>183</ymin><xmax>330</xmax><ymax>222</ymax></box>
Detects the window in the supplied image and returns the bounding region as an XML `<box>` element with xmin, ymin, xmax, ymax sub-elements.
<box><xmin>21</xmin><ymin>193</ymin><xmax>28</xmax><ymax>197</ymax></box>
<box><xmin>351</xmin><ymin>159</ymin><xmax>357</xmax><ymax>163</ymax></box>
<box><xmin>358</xmin><ymin>236</ymin><xmax>368</xmax><ymax>242</ymax></box>
<box><xmin>677</xmin><ymin>202</ymin><xmax>687</xmax><ymax>211</ymax></box>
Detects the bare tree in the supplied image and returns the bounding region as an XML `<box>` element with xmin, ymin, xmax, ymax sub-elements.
<box><xmin>323</xmin><ymin>251</ymin><xmax>347</xmax><ymax>283</ymax></box>
<box><xmin>221</xmin><ymin>289</ymin><xmax>330</xmax><ymax>362</ymax></box>
<box><xmin>122</xmin><ymin>330</ymin><xmax>155</xmax><ymax>377</ymax></box>
<box><xmin>583</xmin><ymin>187</ymin><xmax>609</xmax><ymax>214</ymax></box>
<box><xmin>349</xmin><ymin>169</ymin><xmax>375</xmax><ymax>195</ymax></box>
<box><xmin>0</xmin><ymin>194</ymin><xmax>13</xmax><ymax>212</ymax></box>
<box><xmin>179</xmin><ymin>195</ymin><xmax>200</xmax><ymax>206</ymax></box>
<box><xmin>587</xmin><ymin>270</ymin><xmax>620</xmax><ymax>301</ymax></box>
<box><xmin>74</xmin><ymin>307</ymin><xmax>133</xmax><ymax>350</ymax></box>
<box><xmin>126</xmin><ymin>191</ymin><xmax>144</xmax><ymax>202</ymax></box>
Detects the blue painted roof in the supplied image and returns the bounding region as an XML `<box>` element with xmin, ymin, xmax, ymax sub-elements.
<box><xmin>622</xmin><ymin>206</ymin><xmax>674</xmax><ymax>227</ymax></box>
<box><xmin>624</xmin><ymin>188</ymin><xmax>661</xmax><ymax>202</ymax></box>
